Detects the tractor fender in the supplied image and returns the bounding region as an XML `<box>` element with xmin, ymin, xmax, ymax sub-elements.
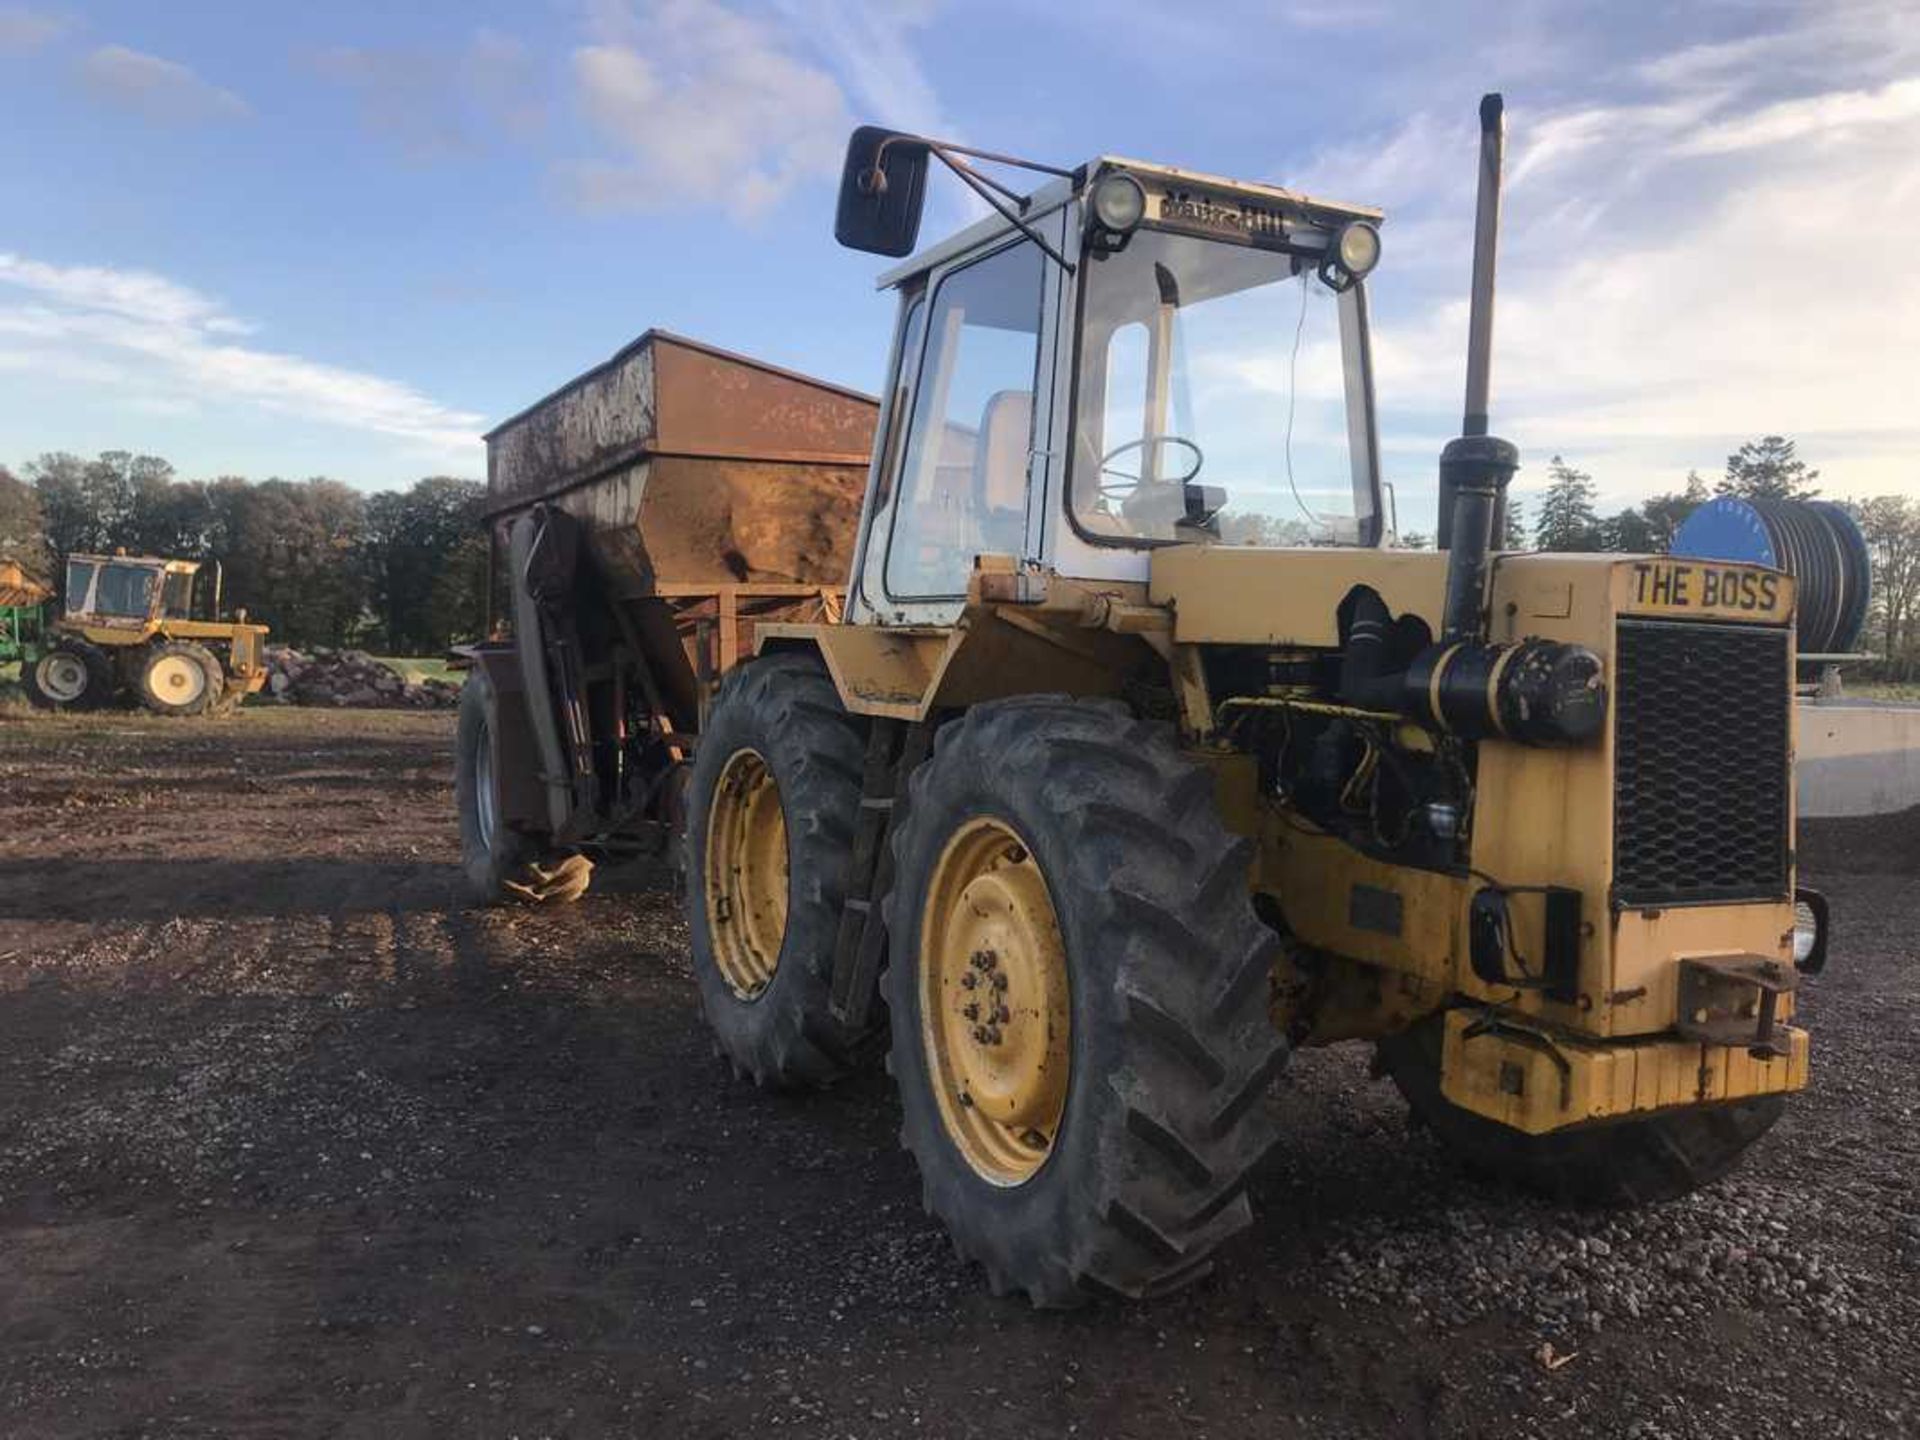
<box><xmin>754</xmin><ymin>610</ymin><xmax>1131</xmax><ymax>723</ymax></box>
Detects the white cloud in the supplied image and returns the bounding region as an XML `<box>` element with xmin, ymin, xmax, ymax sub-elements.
<box><xmin>566</xmin><ymin>0</ymin><xmax>849</xmax><ymax>219</ymax></box>
<box><xmin>768</xmin><ymin>0</ymin><xmax>947</xmax><ymax>139</ymax></box>
<box><xmin>0</xmin><ymin>254</ymin><xmax>483</xmax><ymax>464</ymax></box>
<box><xmin>78</xmin><ymin>44</ymin><xmax>250</xmax><ymax>123</ymax></box>
<box><xmin>0</xmin><ymin>253</ymin><xmax>252</xmax><ymax>333</ymax></box>
<box><xmin>1638</xmin><ymin>2</ymin><xmax>1920</xmax><ymax>93</ymax></box>
<box><xmin>1678</xmin><ymin>75</ymin><xmax>1920</xmax><ymax>156</ymax></box>
<box><xmin>1284</xmin><ymin>14</ymin><xmax>1920</xmax><ymax>509</ymax></box>
<box><xmin>314</xmin><ymin>28</ymin><xmax>546</xmax><ymax>162</ymax></box>
<box><xmin>0</xmin><ymin>4</ymin><xmax>64</xmax><ymax>55</ymax></box>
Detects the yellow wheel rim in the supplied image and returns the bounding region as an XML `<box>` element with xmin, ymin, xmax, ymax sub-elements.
<box><xmin>919</xmin><ymin>817</ymin><xmax>1070</xmax><ymax>1187</ymax></box>
<box><xmin>704</xmin><ymin>748</ymin><xmax>789</xmax><ymax>999</ymax></box>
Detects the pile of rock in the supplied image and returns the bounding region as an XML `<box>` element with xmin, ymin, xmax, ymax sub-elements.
<box><xmin>262</xmin><ymin>647</ymin><xmax>460</xmax><ymax>710</ymax></box>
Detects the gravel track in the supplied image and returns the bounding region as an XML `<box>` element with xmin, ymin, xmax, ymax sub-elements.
<box><xmin>0</xmin><ymin>708</ymin><xmax>1914</xmax><ymax>1438</ymax></box>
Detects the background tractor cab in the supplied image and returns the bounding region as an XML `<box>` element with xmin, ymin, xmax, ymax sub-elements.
<box><xmin>834</xmin><ymin>128</ymin><xmax>1387</xmax><ymax>628</ymax></box>
<box><xmin>28</xmin><ymin>551</ymin><xmax>270</xmax><ymax>716</ymax></box>
<box><xmin>64</xmin><ymin>553</ymin><xmax>203</xmax><ymax>628</ymax></box>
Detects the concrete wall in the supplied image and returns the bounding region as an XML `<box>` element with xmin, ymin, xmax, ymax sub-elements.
<box><xmin>1797</xmin><ymin>703</ymin><xmax>1920</xmax><ymax>818</ymax></box>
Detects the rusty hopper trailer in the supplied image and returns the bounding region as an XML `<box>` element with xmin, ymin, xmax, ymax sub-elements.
<box><xmin>459</xmin><ymin>330</ymin><xmax>877</xmax><ymax>901</ymax></box>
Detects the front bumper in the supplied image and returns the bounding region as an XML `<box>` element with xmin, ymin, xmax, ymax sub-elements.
<box><xmin>1438</xmin><ymin>1007</ymin><xmax>1809</xmax><ymax>1135</ymax></box>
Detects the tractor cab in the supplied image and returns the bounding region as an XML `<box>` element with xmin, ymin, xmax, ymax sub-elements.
<box><xmin>63</xmin><ymin>554</ymin><xmax>203</xmax><ymax>627</ymax></box>
<box><xmin>834</xmin><ymin>132</ymin><xmax>1387</xmax><ymax>627</ymax></box>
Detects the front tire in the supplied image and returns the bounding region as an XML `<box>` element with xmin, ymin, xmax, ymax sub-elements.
<box><xmin>684</xmin><ymin>652</ymin><xmax>879</xmax><ymax>1089</ymax></box>
<box><xmin>454</xmin><ymin>668</ymin><xmax>593</xmax><ymax>906</ymax></box>
<box><xmin>885</xmin><ymin>698</ymin><xmax>1286</xmax><ymax>1307</ymax></box>
<box><xmin>1378</xmin><ymin>1017</ymin><xmax>1785</xmax><ymax>1205</ymax></box>
<box><xmin>137</xmin><ymin>639</ymin><xmax>218</xmax><ymax>716</ymax></box>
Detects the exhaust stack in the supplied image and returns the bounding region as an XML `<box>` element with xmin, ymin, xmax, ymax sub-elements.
<box><xmin>1437</xmin><ymin>92</ymin><xmax>1518</xmax><ymax>642</ymax></box>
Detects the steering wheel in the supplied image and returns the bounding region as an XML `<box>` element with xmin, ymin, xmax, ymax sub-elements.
<box><xmin>1097</xmin><ymin>435</ymin><xmax>1205</xmax><ymax>501</ymax></box>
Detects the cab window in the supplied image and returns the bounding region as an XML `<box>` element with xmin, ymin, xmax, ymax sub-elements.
<box><xmin>885</xmin><ymin>239</ymin><xmax>1045</xmax><ymax>600</ymax></box>
<box><xmin>859</xmin><ymin>295</ymin><xmax>927</xmax><ymax>610</ymax></box>
<box><xmin>93</xmin><ymin>562</ymin><xmax>159</xmax><ymax>619</ymax></box>
<box><xmin>163</xmin><ymin>570</ymin><xmax>194</xmax><ymax>619</ymax></box>
<box><xmin>65</xmin><ymin>559</ymin><xmax>99</xmax><ymax>612</ymax></box>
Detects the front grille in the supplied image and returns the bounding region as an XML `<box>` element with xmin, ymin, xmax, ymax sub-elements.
<box><xmin>1613</xmin><ymin>619</ymin><xmax>1790</xmax><ymax>908</ymax></box>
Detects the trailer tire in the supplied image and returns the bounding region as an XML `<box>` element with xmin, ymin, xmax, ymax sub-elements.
<box><xmin>25</xmin><ymin>639</ymin><xmax>112</xmax><ymax>711</ymax></box>
<box><xmin>455</xmin><ymin>669</ymin><xmax>593</xmax><ymax>906</ymax></box>
<box><xmin>1378</xmin><ymin>1017</ymin><xmax>1785</xmax><ymax>1206</ymax></box>
<box><xmin>684</xmin><ymin>651</ymin><xmax>877</xmax><ymax>1090</ymax></box>
<box><xmin>884</xmin><ymin>698</ymin><xmax>1286</xmax><ymax>1307</ymax></box>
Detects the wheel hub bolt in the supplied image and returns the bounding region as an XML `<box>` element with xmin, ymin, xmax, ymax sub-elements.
<box><xmin>990</xmin><ymin>972</ymin><xmax>1008</xmax><ymax>992</ymax></box>
<box><xmin>963</xmin><ymin>1002</ymin><xmax>980</xmax><ymax>1021</ymax></box>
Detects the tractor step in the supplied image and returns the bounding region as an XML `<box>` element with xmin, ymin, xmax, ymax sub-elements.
<box><xmin>829</xmin><ymin>718</ymin><xmax>931</xmax><ymax>1027</ymax></box>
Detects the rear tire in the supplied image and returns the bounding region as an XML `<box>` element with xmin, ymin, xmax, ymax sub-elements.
<box><xmin>138</xmin><ymin>639</ymin><xmax>218</xmax><ymax>717</ymax></box>
<box><xmin>884</xmin><ymin>697</ymin><xmax>1286</xmax><ymax>1307</ymax></box>
<box><xmin>25</xmin><ymin>640</ymin><xmax>112</xmax><ymax>711</ymax></box>
<box><xmin>454</xmin><ymin>668</ymin><xmax>593</xmax><ymax>906</ymax></box>
<box><xmin>1378</xmin><ymin>1017</ymin><xmax>1785</xmax><ymax>1205</ymax></box>
<box><xmin>684</xmin><ymin>652</ymin><xmax>878</xmax><ymax>1089</ymax></box>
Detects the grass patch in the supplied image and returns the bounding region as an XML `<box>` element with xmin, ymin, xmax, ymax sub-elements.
<box><xmin>372</xmin><ymin>656</ymin><xmax>459</xmax><ymax>686</ymax></box>
<box><xmin>1842</xmin><ymin>681</ymin><xmax>1920</xmax><ymax>703</ymax></box>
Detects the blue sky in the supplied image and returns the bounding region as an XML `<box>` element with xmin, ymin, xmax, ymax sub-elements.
<box><xmin>2</xmin><ymin>0</ymin><xmax>1916</xmax><ymax>525</ymax></box>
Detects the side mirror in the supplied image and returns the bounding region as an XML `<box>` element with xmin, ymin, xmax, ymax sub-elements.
<box><xmin>835</xmin><ymin>126</ymin><xmax>930</xmax><ymax>258</ymax></box>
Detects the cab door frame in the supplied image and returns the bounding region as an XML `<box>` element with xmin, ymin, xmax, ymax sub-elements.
<box><xmin>843</xmin><ymin>206</ymin><xmax>1074</xmax><ymax>629</ymax></box>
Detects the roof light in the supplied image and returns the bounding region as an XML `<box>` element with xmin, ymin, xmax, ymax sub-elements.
<box><xmin>1317</xmin><ymin>220</ymin><xmax>1382</xmax><ymax>292</ymax></box>
<box><xmin>1090</xmin><ymin>172</ymin><xmax>1146</xmax><ymax>234</ymax></box>
<box><xmin>1336</xmin><ymin>221</ymin><xmax>1381</xmax><ymax>276</ymax></box>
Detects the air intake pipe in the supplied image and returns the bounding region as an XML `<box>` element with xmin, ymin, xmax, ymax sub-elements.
<box><xmin>1339</xmin><ymin>587</ymin><xmax>1605</xmax><ymax>745</ymax></box>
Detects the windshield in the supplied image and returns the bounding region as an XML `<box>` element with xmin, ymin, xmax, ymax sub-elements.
<box><xmin>91</xmin><ymin>562</ymin><xmax>161</xmax><ymax>619</ymax></box>
<box><xmin>1071</xmin><ymin>227</ymin><xmax>1377</xmax><ymax>547</ymax></box>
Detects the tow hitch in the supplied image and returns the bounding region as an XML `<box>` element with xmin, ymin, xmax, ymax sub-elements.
<box><xmin>1677</xmin><ymin>954</ymin><xmax>1798</xmax><ymax>1059</ymax></box>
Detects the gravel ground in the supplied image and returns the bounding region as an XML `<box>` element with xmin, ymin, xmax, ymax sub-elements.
<box><xmin>0</xmin><ymin>707</ymin><xmax>1915</xmax><ymax>1439</ymax></box>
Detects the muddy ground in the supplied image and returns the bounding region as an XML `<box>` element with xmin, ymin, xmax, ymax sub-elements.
<box><xmin>0</xmin><ymin>707</ymin><xmax>1915</xmax><ymax>1440</ymax></box>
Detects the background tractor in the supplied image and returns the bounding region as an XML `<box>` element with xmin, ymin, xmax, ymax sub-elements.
<box><xmin>26</xmin><ymin>552</ymin><xmax>269</xmax><ymax>716</ymax></box>
<box><xmin>458</xmin><ymin>96</ymin><xmax>1829</xmax><ymax>1306</ymax></box>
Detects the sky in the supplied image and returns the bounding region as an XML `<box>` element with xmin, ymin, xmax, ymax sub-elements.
<box><xmin>1</xmin><ymin>0</ymin><xmax>1916</xmax><ymax>525</ymax></box>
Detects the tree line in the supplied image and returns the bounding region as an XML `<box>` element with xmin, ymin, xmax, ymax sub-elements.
<box><xmin>0</xmin><ymin>451</ymin><xmax>489</xmax><ymax>654</ymax></box>
<box><xmin>6</xmin><ymin>434</ymin><xmax>1920</xmax><ymax>676</ymax></box>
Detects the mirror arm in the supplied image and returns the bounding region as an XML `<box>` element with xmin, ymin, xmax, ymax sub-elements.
<box><xmin>901</xmin><ymin>136</ymin><xmax>1076</xmax><ymax>182</ymax></box>
<box><xmin>928</xmin><ymin>146</ymin><xmax>1077</xmax><ymax>274</ymax></box>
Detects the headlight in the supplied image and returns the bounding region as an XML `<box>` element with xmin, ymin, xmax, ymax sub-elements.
<box><xmin>1334</xmin><ymin>220</ymin><xmax>1381</xmax><ymax>279</ymax></box>
<box><xmin>1091</xmin><ymin>172</ymin><xmax>1146</xmax><ymax>234</ymax></box>
<box><xmin>1792</xmin><ymin>888</ymin><xmax>1829</xmax><ymax>974</ymax></box>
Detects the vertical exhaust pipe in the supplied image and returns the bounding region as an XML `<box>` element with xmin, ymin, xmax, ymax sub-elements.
<box><xmin>1461</xmin><ymin>92</ymin><xmax>1504</xmax><ymax>441</ymax></box>
<box><xmin>1438</xmin><ymin>92</ymin><xmax>1518</xmax><ymax>642</ymax></box>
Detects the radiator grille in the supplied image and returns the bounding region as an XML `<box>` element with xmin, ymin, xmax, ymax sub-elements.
<box><xmin>1613</xmin><ymin>619</ymin><xmax>1790</xmax><ymax>908</ymax></box>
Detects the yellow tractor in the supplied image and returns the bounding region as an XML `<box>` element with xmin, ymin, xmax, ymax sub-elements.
<box><xmin>460</xmin><ymin>96</ymin><xmax>1825</xmax><ymax>1306</ymax></box>
<box><xmin>27</xmin><ymin>551</ymin><xmax>269</xmax><ymax>716</ymax></box>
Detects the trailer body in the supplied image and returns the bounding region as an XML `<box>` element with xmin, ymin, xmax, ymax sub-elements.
<box><xmin>468</xmin><ymin>331</ymin><xmax>877</xmax><ymax>867</ymax></box>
